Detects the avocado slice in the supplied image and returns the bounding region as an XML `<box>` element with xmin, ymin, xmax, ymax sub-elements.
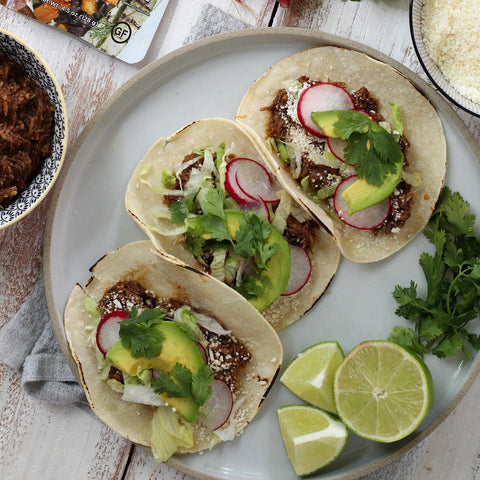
<box><xmin>342</xmin><ymin>159</ymin><xmax>403</xmax><ymax>215</ymax></box>
<box><xmin>311</xmin><ymin>109</ymin><xmax>372</xmax><ymax>138</ymax></box>
<box><xmin>310</xmin><ymin>110</ymin><xmax>345</xmax><ymax>137</ymax></box>
<box><xmin>224</xmin><ymin>209</ymin><xmax>291</xmax><ymax>311</ymax></box>
<box><xmin>106</xmin><ymin>321</ymin><xmax>204</xmax><ymax>422</ymax></box>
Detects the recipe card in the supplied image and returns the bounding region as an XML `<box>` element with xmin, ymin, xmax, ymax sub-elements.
<box><xmin>0</xmin><ymin>0</ymin><xmax>169</xmax><ymax>63</ymax></box>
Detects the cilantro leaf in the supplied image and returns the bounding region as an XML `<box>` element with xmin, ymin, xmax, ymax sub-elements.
<box><xmin>236</xmin><ymin>273</ymin><xmax>272</xmax><ymax>300</ymax></box>
<box><xmin>191</xmin><ymin>364</ymin><xmax>214</xmax><ymax>405</ymax></box>
<box><xmin>119</xmin><ymin>308</ymin><xmax>165</xmax><ymax>358</ymax></box>
<box><xmin>169</xmin><ymin>195</ymin><xmax>196</xmax><ymax>225</ymax></box>
<box><xmin>152</xmin><ymin>363</ymin><xmax>213</xmax><ymax>407</ymax></box>
<box><xmin>153</xmin><ymin>369</ymin><xmax>190</xmax><ymax>398</ymax></box>
<box><xmin>388</xmin><ymin>326</ymin><xmax>423</xmax><ymax>356</ymax></box>
<box><xmin>200</xmin><ymin>188</ymin><xmax>226</xmax><ymax>219</ymax></box>
<box><xmin>389</xmin><ymin>188</ymin><xmax>480</xmax><ymax>359</ymax></box>
<box><xmin>233</xmin><ymin>212</ymin><xmax>276</xmax><ymax>267</ymax></box>
<box><xmin>186</xmin><ymin>214</ymin><xmax>231</xmax><ymax>243</ymax></box>
<box><xmin>334</xmin><ymin>110</ymin><xmax>404</xmax><ymax>187</ymax></box>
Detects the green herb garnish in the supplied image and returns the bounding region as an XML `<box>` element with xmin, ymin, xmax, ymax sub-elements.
<box><xmin>334</xmin><ymin>110</ymin><xmax>404</xmax><ymax>187</ymax></box>
<box><xmin>389</xmin><ymin>187</ymin><xmax>480</xmax><ymax>358</ymax></box>
<box><xmin>119</xmin><ymin>307</ymin><xmax>166</xmax><ymax>358</ymax></box>
<box><xmin>152</xmin><ymin>363</ymin><xmax>213</xmax><ymax>406</ymax></box>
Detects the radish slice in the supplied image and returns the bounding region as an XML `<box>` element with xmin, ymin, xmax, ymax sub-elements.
<box><xmin>297</xmin><ymin>83</ymin><xmax>355</xmax><ymax>137</ymax></box>
<box><xmin>239</xmin><ymin>193</ymin><xmax>271</xmax><ymax>221</ymax></box>
<box><xmin>333</xmin><ymin>175</ymin><xmax>391</xmax><ymax>230</ymax></box>
<box><xmin>282</xmin><ymin>245</ymin><xmax>312</xmax><ymax>296</ymax></box>
<box><xmin>226</xmin><ymin>158</ymin><xmax>279</xmax><ymax>204</ymax></box>
<box><xmin>196</xmin><ymin>342</ymin><xmax>208</xmax><ymax>364</ymax></box>
<box><xmin>225</xmin><ymin>159</ymin><xmax>258</xmax><ymax>205</ymax></box>
<box><xmin>96</xmin><ymin>310</ymin><xmax>128</xmax><ymax>355</ymax></box>
<box><xmin>201</xmin><ymin>378</ymin><xmax>233</xmax><ymax>431</ymax></box>
<box><xmin>327</xmin><ymin>137</ymin><xmax>352</xmax><ymax>164</ymax></box>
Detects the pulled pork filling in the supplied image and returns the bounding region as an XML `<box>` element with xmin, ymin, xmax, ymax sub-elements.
<box><xmin>0</xmin><ymin>53</ymin><xmax>55</xmax><ymax>208</ymax></box>
<box><xmin>97</xmin><ymin>280</ymin><xmax>251</xmax><ymax>394</ymax></box>
<box><xmin>264</xmin><ymin>77</ymin><xmax>413</xmax><ymax>234</ymax></box>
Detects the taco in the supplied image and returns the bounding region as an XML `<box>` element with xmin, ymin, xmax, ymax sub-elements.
<box><xmin>64</xmin><ymin>240</ymin><xmax>282</xmax><ymax>462</ymax></box>
<box><xmin>235</xmin><ymin>46</ymin><xmax>446</xmax><ymax>262</ymax></box>
<box><xmin>125</xmin><ymin>118</ymin><xmax>340</xmax><ymax>330</ymax></box>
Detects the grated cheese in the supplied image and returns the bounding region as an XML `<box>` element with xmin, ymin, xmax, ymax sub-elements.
<box><xmin>422</xmin><ymin>0</ymin><xmax>480</xmax><ymax>103</ymax></box>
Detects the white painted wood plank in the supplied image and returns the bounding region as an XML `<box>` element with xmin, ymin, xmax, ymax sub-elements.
<box><xmin>0</xmin><ymin>364</ymin><xmax>132</xmax><ymax>479</ymax></box>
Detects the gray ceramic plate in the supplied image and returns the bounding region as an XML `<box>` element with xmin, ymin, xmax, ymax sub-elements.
<box><xmin>44</xmin><ymin>28</ymin><xmax>480</xmax><ymax>480</ymax></box>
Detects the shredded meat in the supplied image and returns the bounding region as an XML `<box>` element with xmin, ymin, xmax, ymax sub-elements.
<box><xmin>299</xmin><ymin>159</ymin><xmax>341</xmax><ymax>191</ymax></box>
<box><xmin>351</xmin><ymin>87</ymin><xmax>385</xmax><ymax>123</ymax></box>
<box><xmin>97</xmin><ymin>280</ymin><xmax>158</xmax><ymax>316</ymax></box>
<box><xmin>375</xmin><ymin>181</ymin><xmax>414</xmax><ymax>234</ymax></box>
<box><xmin>0</xmin><ymin>54</ymin><xmax>54</xmax><ymax>208</ymax></box>
<box><xmin>108</xmin><ymin>366</ymin><xmax>124</xmax><ymax>383</ymax></box>
<box><xmin>202</xmin><ymin>328</ymin><xmax>251</xmax><ymax>393</ymax></box>
<box><xmin>284</xmin><ymin>214</ymin><xmax>317</xmax><ymax>250</ymax></box>
<box><xmin>264</xmin><ymin>88</ymin><xmax>289</xmax><ymax>141</ymax></box>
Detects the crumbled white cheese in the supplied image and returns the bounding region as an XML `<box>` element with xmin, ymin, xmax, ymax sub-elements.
<box><xmin>422</xmin><ymin>0</ymin><xmax>480</xmax><ymax>103</ymax></box>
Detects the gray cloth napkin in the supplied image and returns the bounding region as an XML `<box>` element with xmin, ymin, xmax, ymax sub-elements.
<box><xmin>0</xmin><ymin>4</ymin><xmax>250</xmax><ymax>406</ymax></box>
<box><xmin>0</xmin><ymin>277</ymin><xmax>86</xmax><ymax>404</ymax></box>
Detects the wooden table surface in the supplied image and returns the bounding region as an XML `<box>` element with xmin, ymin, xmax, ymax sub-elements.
<box><xmin>1</xmin><ymin>1</ymin><xmax>479</xmax><ymax>479</ymax></box>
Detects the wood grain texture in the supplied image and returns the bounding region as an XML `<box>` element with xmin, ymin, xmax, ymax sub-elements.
<box><xmin>0</xmin><ymin>0</ymin><xmax>479</xmax><ymax>479</ymax></box>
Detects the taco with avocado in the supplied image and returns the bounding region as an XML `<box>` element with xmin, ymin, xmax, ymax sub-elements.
<box><xmin>64</xmin><ymin>240</ymin><xmax>282</xmax><ymax>463</ymax></box>
<box><xmin>235</xmin><ymin>46</ymin><xmax>446</xmax><ymax>263</ymax></box>
<box><xmin>125</xmin><ymin>118</ymin><xmax>340</xmax><ymax>330</ymax></box>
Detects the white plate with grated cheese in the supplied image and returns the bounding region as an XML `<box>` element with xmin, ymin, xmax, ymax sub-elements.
<box><xmin>410</xmin><ymin>0</ymin><xmax>480</xmax><ymax>117</ymax></box>
<box><xmin>44</xmin><ymin>28</ymin><xmax>480</xmax><ymax>480</ymax></box>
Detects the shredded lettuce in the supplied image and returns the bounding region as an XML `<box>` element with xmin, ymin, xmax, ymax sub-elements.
<box><xmin>161</xmin><ymin>169</ymin><xmax>176</xmax><ymax>188</ymax></box>
<box><xmin>281</xmin><ymin>78</ymin><xmax>303</xmax><ymax>95</ymax></box>
<box><xmin>275</xmin><ymin>138</ymin><xmax>290</xmax><ymax>164</ymax></box>
<box><xmin>209</xmin><ymin>250</ymin><xmax>227</xmax><ymax>282</ymax></box>
<box><xmin>84</xmin><ymin>296</ymin><xmax>101</xmax><ymax>326</ymax></box>
<box><xmin>174</xmin><ymin>306</ymin><xmax>208</xmax><ymax>347</ymax></box>
<box><xmin>271</xmin><ymin>189</ymin><xmax>292</xmax><ymax>234</ymax></box>
<box><xmin>390</xmin><ymin>102</ymin><xmax>403</xmax><ymax>136</ymax></box>
<box><xmin>151</xmin><ymin>406</ymin><xmax>194</xmax><ymax>462</ymax></box>
<box><xmin>224</xmin><ymin>254</ymin><xmax>240</xmax><ymax>285</ymax></box>
<box><xmin>122</xmin><ymin>382</ymin><xmax>165</xmax><ymax>406</ymax></box>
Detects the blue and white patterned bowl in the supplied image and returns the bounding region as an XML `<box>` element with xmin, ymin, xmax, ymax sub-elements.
<box><xmin>0</xmin><ymin>29</ymin><xmax>68</xmax><ymax>230</ymax></box>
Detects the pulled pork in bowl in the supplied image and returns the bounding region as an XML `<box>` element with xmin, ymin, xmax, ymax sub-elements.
<box><xmin>0</xmin><ymin>28</ymin><xmax>67</xmax><ymax>229</ymax></box>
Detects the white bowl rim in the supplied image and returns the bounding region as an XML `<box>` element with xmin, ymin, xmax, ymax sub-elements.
<box><xmin>409</xmin><ymin>0</ymin><xmax>480</xmax><ymax>118</ymax></box>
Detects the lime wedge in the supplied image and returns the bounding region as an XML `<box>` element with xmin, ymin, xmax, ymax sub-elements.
<box><xmin>280</xmin><ymin>341</ymin><xmax>344</xmax><ymax>413</ymax></box>
<box><xmin>334</xmin><ymin>341</ymin><xmax>434</xmax><ymax>443</ymax></box>
<box><xmin>277</xmin><ymin>404</ymin><xmax>347</xmax><ymax>476</ymax></box>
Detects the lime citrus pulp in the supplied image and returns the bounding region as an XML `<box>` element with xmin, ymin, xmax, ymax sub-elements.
<box><xmin>333</xmin><ymin>340</ymin><xmax>434</xmax><ymax>443</ymax></box>
<box><xmin>277</xmin><ymin>404</ymin><xmax>348</xmax><ymax>476</ymax></box>
<box><xmin>280</xmin><ymin>341</ymin><xmax>344</xmax><ymax>413</ymax></box>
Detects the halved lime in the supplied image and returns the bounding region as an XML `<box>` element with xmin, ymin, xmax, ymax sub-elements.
<box><xmin>277</xmin><ymin>404</ymin><xmax>347</xmax><ymax>476</ymax></box>
<box><xmin>280</xmin><ymin>341</ymin><xmax>344</xmax><ymax>413</ymax></box>
<box><xmin>333</xmin><ymin>341</ymin><xmax>434</xmax><ymax>443</ymax></box>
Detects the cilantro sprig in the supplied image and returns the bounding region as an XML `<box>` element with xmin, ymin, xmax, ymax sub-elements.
<box><xmin>119</xmin><ymin>307</ymin><xmax>166</xmax><ymax>358</ymax></box>
<box><xmin>389</xmin><ymin>187</ymin><xmax>480</xmax><ymax>358</ymax></box>
<box><xmin>152</xmin><ymin>363</ymin><xmax>213</xmax><ymax>407</ymax></box>
<box><xmin>178</xmin><ymin>184</ymin><xmax>280</xmax><ymax>300</ymax></box>
<box><xmin>333</xmin><ymin>110</ymin><xmax>404</xmax><ymax>186</ymax></box>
